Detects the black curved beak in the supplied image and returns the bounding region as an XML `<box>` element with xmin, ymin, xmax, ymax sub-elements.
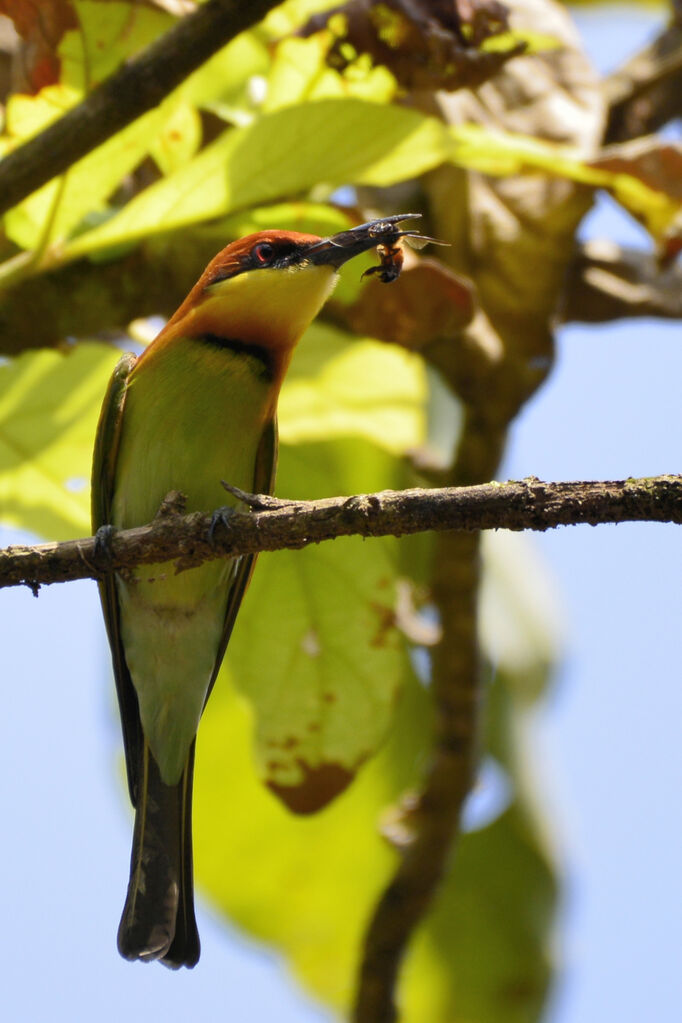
<box><xmin>305</xmin><ymin>213</ymin><xmax>424</xmax><ymax>268</ymax></box>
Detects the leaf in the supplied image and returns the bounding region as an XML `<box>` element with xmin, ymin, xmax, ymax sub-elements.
<box><xmin>178</xmin><ymin>31</ymin><xmax>269</xmax><ymax>112</ymax></box>
<box><xmin>60</xmin><ymin>99</ymin><xmax>455</xmax><ymax>259</ymax></box>
<box><xmin>300</xmin><ymin>0</ymin><xmax>526</xmax><ymax>92</ymax></box>
<box><xmin>228</xmin><ymin>437</ymin><xmax>412</xmax><ymax>812</ymax></box>
<box><xmin>4</xmin><ymin>102</ymin><xmax>172</xmax><ymax>251</ymax></box>
<box><xmin>60</xmin><ymin>1</ymin><xmax>172</xmax><ymax>91</ymax></box>
<box><xmin>427</xmin><ymin>0</ymin><xmax>604</xmax><ymax>392</ymax></box>
<box><xmin>279</xmin><ymin>322</ymin><xmax>428</xmax><ymax>454</ymax></box>
<box><xmin>149</xmin><ymin>102</ymin><xmax>202</xmax><ymax>176</ymax></box>
<box><xmin>0</xmin><ymin>0</ymin><xmax>77</xmax><ymax>92</ymax></box>
<box><xmin>337</xmin><ymin>256</ymin><xmax>476</xmax><ymax>349</ymax></box>
<box><xmin>196</xmin><ymin>590</ymin><xmax>557</xmax><ymax>1019</ymax></box>
<box><xmin>3</xmin><ymin>82</ymin><xmax>81</xmax><ymax>141</ymax></box>
<box><xmin>445</xmin><ymin>125</ymin><xmax>682</xmax><ymax>251</ymax></box>
<box><xmin>588</xmin><ymin>138</ymin><xmax>682</xmax><ymax>262</ymax></box>
<box><xmin>0</xmin><ymin>343</ymin><xmax>120</xmax><ymax>539</ymax></box>
<box><xmin>399</xmin><ymin>804</ymin><xmax>555</xmax><ymax>1023</ymax></box>
<box><xmin>478</xmin><ymin>530</ymin><xmax>564</xmax><ymax>701</ymax></box>
<box><xmin>2</xmin><ymin>2</ymin><xmax>182</xmax><ymax>252</ymax></box>
<box><xmin>263</xmin><ymin>35</ymin><xmax>396</xmax><ymax>112</ymax></box>
<box><xmin>196</xmin><ymin>654</ymin><xmax>430</xmax><ymax>1011</ymax></box>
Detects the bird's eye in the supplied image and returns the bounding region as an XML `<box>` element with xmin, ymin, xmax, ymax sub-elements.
<box><xmin>253</xmin><ymin>242</ymin><xmax>275</xmax><ymax>265</ymax></box>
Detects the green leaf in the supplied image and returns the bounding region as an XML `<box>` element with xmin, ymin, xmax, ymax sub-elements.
<box><xmin>280</xmin><ymin>322</ymin><xmax>427</xmax><ymax>454</ymax></box>
<box><xmin>175</xmin><ymin>31</ymin><xmax>270</xmax><ymax>116</ymax></box>
<box><xmin>479</xmin><ymin>531</ymin><xmax>564</xmax><ymax>701</ymax></box>
<box><xmin>4</xmin><ymin>104</ymin><xmax>172</xmax><ymax>251</ymax></box>
<box><xmin>0</xmin><ymin>343</ymin><xmax>120</xmax><ymax>539</ymax></box>
<box><xmin>197</xmin><ymin>461</ymin><xmax>560</xmax><ymax>1017</ymax></box>
<box><xmin>226</xmin><ymin>322</ymin><xmax>426</xmax><ymax>809</ymax></box>
<box><xmin>149</xmin><ymin>103</ymin><xmax>202</xmax><ymax>176</ymax></box>
<box><xmin>196</xmin><ymin>654</ymin><xmax>429</xmax><ymax>1011</ymax></box>
<box><xmin>197</xmin><ymin>625</ymin><xmax>556</xmax><ymax>1020</ymax></box>
<box><xmin>61</xmin><ymin>1</ymin><xmax>172</xmax><ymax>91</ymax></box>
<box><xmin>263</xmin><ymin>36</ymin><xmax>396</xmax><ymax>111</ymax></box>
<box><xmin>228</xmin><ymin>437</ymin><xmax>411</xmax><ymax>811</ymax></box>
<box><xmin>60</xmin><ymin>99</ymin><xmax>454</xmax><ymax>259</ymax></box>
<box><xmin>399</xmin><ymin>805</ymin><xmax>555</xmax><ymax>1023</ymax></box>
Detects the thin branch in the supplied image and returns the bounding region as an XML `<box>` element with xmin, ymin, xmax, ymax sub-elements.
<box><xmin>352</xmin><ymin>393</ymin><xmax>509</xmax><ymax>1023</ymax></box>
<box><xmin>0</xmin><ymin>0</ymin><xmax>281</xmax><ymax>218</ymax></box>
<box><xmin>1</xmin><ymin>476</ymin><xmax>680</xmax><ymax>592</ymax></box>
<box><xmin>604</xmin><ymin>21</ymin><xmax>682</xmax><ymax>143</ymax></box>
<box><xmin>562</xmin><ymin>240</ymin><xmax>682</xmax><ymax>324</ymax></box>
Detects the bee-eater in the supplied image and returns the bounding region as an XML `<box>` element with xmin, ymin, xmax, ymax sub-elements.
<box><xmin>91</xmin><ymin>215</ymin><xmax>425</xmax><ymax>969</ymax></box>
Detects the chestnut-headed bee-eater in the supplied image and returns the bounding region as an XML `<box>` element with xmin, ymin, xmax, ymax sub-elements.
<box><xmin>92</xmin><ymin>214</ymin><xmax>424</xmax><ymax>969</ymax></box>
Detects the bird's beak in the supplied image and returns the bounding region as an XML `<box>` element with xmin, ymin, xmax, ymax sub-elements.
<box><xmin>305</xmin><ymin>213</ymin><xmax>423</xmax><ymax>268</ymax></box>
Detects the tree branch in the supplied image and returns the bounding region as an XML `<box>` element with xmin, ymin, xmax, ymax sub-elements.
<box><xmin>604</xmin><ymin>20</ymin><xmax>682</xmax><ymax>143</ymax></box>
<box><xmin>562</xmin><ymin>240</ymin><xmax>682</xmax><ymax>324</ymax></box>
<box><xmin>0</xmin><ymin>0</ymin><xmax>281</xmax><ymax>218</ymax></box>
<box><xmin>1</xmin><ymin>476</ymin><xmax>679</xmax><ymax>592</ymax></box>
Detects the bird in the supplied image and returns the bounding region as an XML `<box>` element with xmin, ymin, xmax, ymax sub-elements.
<box><xmin>91</xmin><ymin>214</ymin><xmax>428</xmax><ymax>969</ymax></box>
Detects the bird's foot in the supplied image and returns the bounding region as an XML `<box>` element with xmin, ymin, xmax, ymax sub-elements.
<box><xmin>220</xmin><ymin>480</ymin><xmax>294</xmax><ymax>511</ymax></box>
<box><xmin>208</xmin><ymin>506</ymin><xmax>237</xmax><ymax>545</ymax></box>
<box><xmin>94</xmin><ymin>524</ymin><xmax>116</xmax><ymax>564</ymax></box>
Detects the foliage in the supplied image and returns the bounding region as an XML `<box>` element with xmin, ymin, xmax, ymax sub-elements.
<box><xmin>0</xmin><ymin>0</ymin><xmax>679</xmax><ymax>1020</ymax></box>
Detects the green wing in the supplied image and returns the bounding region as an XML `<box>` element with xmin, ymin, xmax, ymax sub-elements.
<box><xmin>204</xmin><ymin>414</ymin><xmax>278</xmax><ymax>707</ymax></box>
<box><xmin>93</xmin><ymin>360</ymin><xmax>276</xmax><ymax>797</ymax></box>
<box><xmin>91</xmin><ymin>353</ymin><xmax>142</xmax><ymax>802</ymax></box>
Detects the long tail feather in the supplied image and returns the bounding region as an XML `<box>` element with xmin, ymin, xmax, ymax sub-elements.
<box><xmin>117</xmin><ymin>741</ymin><xmax>200</xmax><ymax>969</ymax></box>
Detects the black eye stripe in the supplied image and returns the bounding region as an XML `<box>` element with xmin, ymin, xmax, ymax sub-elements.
<box><xmin>249</xmin><ymin>241</ymin><xmax>302</xmax><ymax>270</ymax></box>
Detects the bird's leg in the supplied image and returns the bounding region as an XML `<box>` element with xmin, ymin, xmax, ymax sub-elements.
<box><xmin>94</xmin><ymin>523</ymin><xmax>116</xmax><ymax>563</ymax></box>
<box><xmin>208</xmin><ymin>503</ymin><xmax>238</xmax><ymax>545</ymax></box>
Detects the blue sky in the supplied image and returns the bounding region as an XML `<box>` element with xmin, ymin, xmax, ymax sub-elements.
<box><xmin>1</xmin><ymin>6</ymin><xmax>680</xmax><ymax>1023</ymax></box>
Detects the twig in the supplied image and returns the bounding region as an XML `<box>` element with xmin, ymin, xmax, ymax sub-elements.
<box><xmin>562</xmin><ymin>240</ymin><xmax>682</xmax><ymax>324</ymax></box>
<box><xmin>1</xmin><ymin>476</ymin><xmax>680</xmax><ymax>591</ymax></box>
<box><xmin>351</xmin><ymin>396</ymin><xmax>508</xmax><ymax>1023</ymax></box>
<box><xmin>604</xmin><ymin>21</ymin><xmax>682</xmax><ymax>143</ymax></box>
<box><xmin>0</xmin><ymin>0</ymin><xmax>281</xmax><ymax>217</ymax></box>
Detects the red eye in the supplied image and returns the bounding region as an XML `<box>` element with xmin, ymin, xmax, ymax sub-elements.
<box><xmin>253</xmin><ymin>242</ymin><xmax>274</xmax><ymax>265</ymax></box>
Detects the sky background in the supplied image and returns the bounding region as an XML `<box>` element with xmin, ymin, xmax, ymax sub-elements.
<box><xmin>1</xmin><ymin>6</ymin><xmax>680</xmax><ymax>1022</ymax></box>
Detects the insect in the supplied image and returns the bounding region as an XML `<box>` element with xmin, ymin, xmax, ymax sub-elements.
<box><xmin>361</xmin><ymin>221</ymin><xmax>448</xmax><ymax>284</ymax></box>
<box><xmin>362</xmin><ymin>241</ymin><xmax>405</xmax><ymax>283</ymax></box>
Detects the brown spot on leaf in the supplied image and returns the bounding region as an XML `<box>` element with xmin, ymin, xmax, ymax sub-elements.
<box><xmin>369</xmin><ymin>600</ymin><xmax>397</xmax><ymax>648</ymax></box>
<box><xmin>268</xmin><ymin>760</ymin><xmax>355</xmax><ymax>814</ymax></box>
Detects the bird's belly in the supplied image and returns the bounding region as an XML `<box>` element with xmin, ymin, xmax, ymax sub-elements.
<box><xmin>109</xmin><ymin>343</ymin><xmax>271</xmax><ymax>781</ymax></box>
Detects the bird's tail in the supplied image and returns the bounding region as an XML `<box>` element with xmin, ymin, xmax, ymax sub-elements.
<box><xmin>117</xmin><ymin>740</ymin><xmax>200</xmax><ymax>969</ymax></box>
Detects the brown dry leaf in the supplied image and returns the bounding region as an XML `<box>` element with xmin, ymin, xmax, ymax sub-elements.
<box><xmin>426</xmin><ymin>0</ymin><xmax>605</xmax><ymax>401</ymax></box>
<box><xmin>591</xmin><ymin>137</ymin><xmax>682</xmax><ymax>201</ymax></box>
<box><xmin>300</xmin><ymin>0</ymin><xmax>526</xmax><ymax>92</ymax></box>
<box><xmin>336</xmin><ymin>254</ymin><xmax>475</xmax><ymax>349</ymax></box>
<box><xmin>589</xmin><ymin>137</ymin><xmax>682</xmax><ymax>265</ymax></box>
<box><xmin>0</xmin><ymin>0</ymin><xmax>77</xmax><ymax>91</ymax></box>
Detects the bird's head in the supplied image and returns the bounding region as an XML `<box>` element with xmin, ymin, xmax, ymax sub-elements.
<box><xmin>158</xmin><ymin>215</ymin><xmax>426</xmax><ymax>375</ymax></box>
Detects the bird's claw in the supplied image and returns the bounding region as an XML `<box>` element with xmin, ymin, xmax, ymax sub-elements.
<box><xmin>208</xmin><ymin>507</ymin><xmax>236</xmax><ymax>545</ymax></box>
<box><xmin>94</xmin><ymin>524</ymin><xmax>116</xmax><ymax>563</ymax></box>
